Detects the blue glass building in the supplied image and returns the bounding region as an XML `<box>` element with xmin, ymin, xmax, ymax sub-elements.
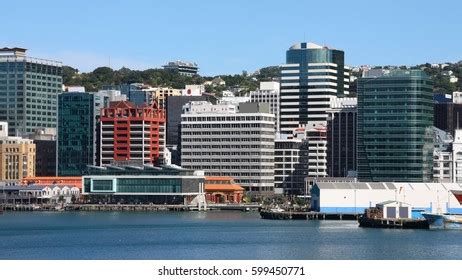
<box><xmin>357</xmin><ymin>69</ymin><xmax>434</xmax><ymax>182</ymax></box>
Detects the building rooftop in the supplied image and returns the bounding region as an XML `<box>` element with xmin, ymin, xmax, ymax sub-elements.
<box><xmin>362</xmin><ymin>69</ymin><xmax>429</xmax><ymax>79</ymax></box>
<box><xmin>0</xmin><ymin>47</ymin><xmax>27</xmax><ymax>55</ymax></box>
<box><xmin>315</xmin><ymin>181</ymin><xmax>462</xmax><ymax>191</ymax></box>
<box><xmin>163</xmin><ymin>60</ymin><xmax>198</xmax><ymax>68</ymax></box>
<box><xmin>289</xmin><ymin>42</ymin><xmax>341</xmax><ymax>51</ymax></box>
<box><xmin>0</xmin><ymin>47</ymin><xmax>61</xmax><ymax>66</ymax></box>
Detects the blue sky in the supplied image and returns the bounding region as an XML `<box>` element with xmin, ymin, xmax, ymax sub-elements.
<box><xmin>1</xmin><ymin>0</ymin><xmax>461</xmax><ymax>76</ymax></box>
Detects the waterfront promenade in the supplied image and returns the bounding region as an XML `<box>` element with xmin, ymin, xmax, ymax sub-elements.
<box><xmin>1</xmin><ymin>203</ymin><xmax>261</xmax><ymax>212</ymax></box>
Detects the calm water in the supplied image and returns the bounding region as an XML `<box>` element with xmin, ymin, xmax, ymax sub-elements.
<box><xmin>1</xmin><ymin>211</ymin><xmax>462</xmax><ymax>259</ymax></box>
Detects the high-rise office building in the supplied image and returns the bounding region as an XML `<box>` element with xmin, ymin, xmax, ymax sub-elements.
<box><xmin>165</xmin><ymin>95</ymin><xmax>214</xmax><ymax>165</ymax></box>
<box><xmin>326</xmin><ymin>97</ymin><xmax>357</xmax><ymax>177</ymax></box>
<box><xmin>279</xmin><ymin>42</ymin><xmax>349</xmax><ymax>133</ymax></box>
<box><xmin>280</xmin><ymin>42</ymin><xmax>350</xmax><ymax>179</ymax></box>
<box><xmin>94</xmin><ymin>89</ymin><xmax>127</xmax><ymax>166</ymax></box>
<box><xmin>0</xmin><ymin>48</ymin><xmax>62</xmax><ymax>136</ymax></box>
<box><xmin>453</xmin><ymin>130</ymin><xmax>462</xmax><ymax>183</ymax></box>
<box><xmin>0</xmin><ymin>122</ymin><xmax>35</xmax><ymax>182</ymax></box>
<box><xmin>181</xmin><ymin>101</ymin><xmax>275</xmax><ymax>194</ymax></box>
<box><xmin>357</xmin><ymin>69</ymin><xmax>434</xmax><ymax>182</ymax></box>
<box><xmin>434</xmin><ymin>92</ymin><xmax>462</xmax><ymax>137</ymax></box>
<box><xmin>433</xmin><ymin>127</ymin><xmax>453</xmax><ymax>183</ymax></box>
<box><xmin>250</xmin><ymin>81</ymin><xmax>280</xmax><ymax>132</ymax></box>
<box><xmin>99</xmin><ymin>101</ymin><xmax>165</xmax><ymax>166</ymax></box>
<box><xmin>274</xmin><ymin>132</ymin><xmax>309</xmax><ymax>195</ymax></box>
<box><xmin>57</xmin><ymin>92</ymin><xmax>95</xmax><ymax>176</ymax></box>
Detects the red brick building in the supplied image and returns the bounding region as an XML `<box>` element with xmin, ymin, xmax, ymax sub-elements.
<box><xmin>99</xmin><ymin>101</ymin><xmax>165</xmax><ymax>166</ymax></box>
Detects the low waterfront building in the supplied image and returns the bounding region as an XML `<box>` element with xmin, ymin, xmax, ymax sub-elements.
<box><xmin>21</xmin><ymin>176</ymin><xmax>82</xmax><ymax>189</ymax></box>
<box><xmin>0</xmin><ymin>122</ymin><xmax>35</xmax><ymax>182</ymax></box>
<box><xmin>376</xmin><ymin>201</ymin><xmax>412</xmax><ymax>219</ymax></box>
<box><xmin>204</xmin><ymin>176</ymin><xmax>244</xmax><ymax>204</ymax></box>
<box><xmin>0</xmin><ymin>184</ymin><xmax>80</xmax><ymax>204</ymax></box>
<box><xmin>311</xmin><ymin>181</ymin><xmax>462</xmax><ymax>214</ymax></box>
<box><xmin>82</xmin><ymin>164</ymin><xmax>205</xmax><ymax>205</ymax></box>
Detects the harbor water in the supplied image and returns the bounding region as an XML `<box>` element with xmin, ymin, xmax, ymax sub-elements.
<box><xmin>1</xmin><ymin>211</ymin><xmax>462</xmax><ymax>259</ymax></box>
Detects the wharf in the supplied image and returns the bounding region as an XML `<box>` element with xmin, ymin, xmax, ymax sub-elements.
<box><xmin>358</xmin><ymin>216</ymin><xmax>429</xmax><ymax>229</ymax></box>
<box><xmin>0</xmin><ymin>203</ymin><xmax>260</xmax><ymax>212</ymax></box>
<box><xmin>260</xmin><ymin>210</ymin><xmax>360</xmax><ymax>220</ymax></box>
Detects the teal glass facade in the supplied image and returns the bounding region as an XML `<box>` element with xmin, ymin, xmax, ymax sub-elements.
<box><xmin>0</xmin><ymin>54</ymin><xmax>62</xmax><ymax>136</ymax></box>
<box><xmin>88</xmin><ymin>178</ymin><xmax>182</xmax><ymax>193</ymax></box>
<box><xmin>357</xmin><ymin>70</ymin><xmax>434</xmax><ymax>182</ymax></box>
<box><xmin>58</xmin><ymin>92</ymin><xmax>95</xmax><ymax>176</ymax></box>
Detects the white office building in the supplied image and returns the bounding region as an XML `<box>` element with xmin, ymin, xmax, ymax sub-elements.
<box><xmin>433</xmin><ymin>127</ymin><xmax>453</xmax><ymax>183</ymax></box>
<box><xmin>250</xmin><ymin>81</ymin><xmax>280</xmax><ymax>132</ymax></box>
<box><xmin>453</xmin><ymin>130</ymin><xmax>462</xmax><ymax>183</ymax></box>
<box><xmin>181</xmin><ymin>101</ymin><xmax>275</xmax><ymax>194</ymax></box>
<box><xmin>274</xmin><ymin>131</ymin><xmax>309</xmax><ymax>195</ymax></box>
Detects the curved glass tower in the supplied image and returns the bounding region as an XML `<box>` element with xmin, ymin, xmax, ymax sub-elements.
<box><xmin>280</xmin><ymin>42</ymin><xmax>349</xmax><ymax>133</ymax></box>
<box><xmin>357</xmin><ymin>69</ymin><xmax>434</xmax><ymax>182</ymax></box>
<box><xmin>280</xmin><ymin>42</ymin><xmax>350</xmax><ymax>177</ymax></box>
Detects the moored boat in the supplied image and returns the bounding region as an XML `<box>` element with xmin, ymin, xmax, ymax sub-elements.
<box><xmin>422</xmin><ymin>213</ymin><xmax>462</xmax><ymax>230</ymax></box>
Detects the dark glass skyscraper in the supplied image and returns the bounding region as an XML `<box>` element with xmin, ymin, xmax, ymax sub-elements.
<box><xmin>57</xmin><ymin>92</ymin><xmax>95</xmax><ymax>176</ymax></box>
<box><xmin>0</xmin><ymin>48</ymin><xmax>62</xmax><ymax>136</ymax></box>
<box><xmin>357</xmin><ymin>69</ymin><xmax>434</xmax><ymax>182</ymax></box>
<box><xmin>280</xmin><ymin>42</ymin><xmax>350</xmax><ymax>178</ymax></box>
<box><xmin>280</xmin><ymin>42</ymin><xmax>350</xmax><ymax>133</ymax></box>
<box><xmin>327</xmin><ymin>99</ymin><xmax>357</xmax><ymax>177</ymax></box>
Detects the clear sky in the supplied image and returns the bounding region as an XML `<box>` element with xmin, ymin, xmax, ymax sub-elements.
<box><xmin>1</xmin><ymin>0</ymin><xmax>461</xmax><ymax>76</ymax></box>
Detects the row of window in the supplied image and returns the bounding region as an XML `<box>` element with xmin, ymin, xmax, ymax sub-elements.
<box><xmin>182</xmin><ymin>145</ymin><xmax>274</xmax><ymax>149</ymax></box>
<box><xmin>182</xmin><ymin>116</ymin><xmax>273</xmax><ymax>122</ymax></box>
<box><xmin>182</xmin><ymin>123</ymin><xmax>274</xmax><ymax>129</ymax></box>
<box><xmin>182</xmin><ymin>138</ymin><xmax>274</xmax><ymax>142</ymax></box>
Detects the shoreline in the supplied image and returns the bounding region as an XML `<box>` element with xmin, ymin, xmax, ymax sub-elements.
<box><xmin>0</xmin><ymin>203</ymin><xmax>261</xmax><ymax>213</ymax></box>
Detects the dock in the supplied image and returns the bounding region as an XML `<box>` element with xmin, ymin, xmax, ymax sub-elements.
<box><xmin>358</xmin><ymin>216</ymin><xmax>429</xmax><ymax>229</ymax></box>
<box><xmin>260</xmin><ymin>210</ymin><xmax>360</xmax><ymax>220</ymax></box>
<box><xmin>0</xmin><ymin>203</ymin><xmax>260</xmax><ymax>212</ymax></box>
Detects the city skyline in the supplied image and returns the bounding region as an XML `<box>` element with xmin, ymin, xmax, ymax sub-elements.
<box><xmin>1</xmin><ymin>0</ymin><xmax>461</xmax><ymax>75</ymax></box>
